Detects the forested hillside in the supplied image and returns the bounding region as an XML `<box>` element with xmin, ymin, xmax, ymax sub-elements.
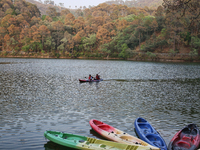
<box><xmin>25</xmin><ymin>0</ymin><xmax>67</xmax><ymax>15</ymax></box>
<box><xmin>0</xmin><ymin>0</ymin><xmax>200</xmax><ymax>61</ymax></box>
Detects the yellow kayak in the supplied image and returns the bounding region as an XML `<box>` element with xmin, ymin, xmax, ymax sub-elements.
<box><xmin>44</xmin><ymin>130</ymin><xmax>157</xmax><ymax>150</ymax></box>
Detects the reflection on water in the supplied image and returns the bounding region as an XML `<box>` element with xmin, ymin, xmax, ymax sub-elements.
<box><xmin>44</xmin><ymin>141</ymin><xmax>76</xmax><ymax>150</ymax></box>
<box><xmin>0</xmin><ymin>58</ymin><xmax>200</xmax><ymax>150</ymax></box>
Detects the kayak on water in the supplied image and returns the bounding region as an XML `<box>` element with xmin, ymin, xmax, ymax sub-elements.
<box><xmin>168</xmin><ymin>123</ymin><xmax>200</xmax><ymax>150</ymax></box>
<box><xmin>134</xmin><ymin>117</ymin><xmax>167</xmax><ymax>150</ymax></box>
<box><xmin>89</xmin><ymin>119</ymin><xmax>159</xmax><ymax>150</ymax></box>
<box><xmin>44</xmin><ymin>130</ymin><xmax>156</xmax><ymax>150</ymax></box>
<box><xmin>79</xmin><ymin>79</ymin><xmax>103</xmax><ymax>82</ymax></box>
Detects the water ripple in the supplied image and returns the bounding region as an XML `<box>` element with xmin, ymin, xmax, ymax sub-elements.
<box><xmin>0</xmin><ymin>58</ymin><xmax>200</xmax><ymax>149</ymax></box>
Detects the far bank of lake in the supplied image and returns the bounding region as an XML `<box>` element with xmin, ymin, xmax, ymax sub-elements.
<box><xmin>1</xmin><ymin>51</ymin><xmax>200</xmax><ymax>63</ymax></box>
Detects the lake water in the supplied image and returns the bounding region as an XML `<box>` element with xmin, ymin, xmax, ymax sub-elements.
<box><xmin>0</xmin><ymin>58</ymin><xmax>200</xmax><ymax>150</ymax></box>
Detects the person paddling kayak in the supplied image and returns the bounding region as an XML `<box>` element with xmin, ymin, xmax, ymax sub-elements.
<box><xmin>95</xmin><ymin>74</ymin><xmax>100</xmax><ymax>80</ymax></box>
<box><xmin>88</xmin><ymin>74</ymin><xmax>93</xmax><ymax>81</ymax></box>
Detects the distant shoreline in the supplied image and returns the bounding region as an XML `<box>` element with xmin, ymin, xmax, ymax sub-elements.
<box><xmin>1</xmin><ymin>54</ymin><xmax>200</xmax><ymax>63</ymax></box>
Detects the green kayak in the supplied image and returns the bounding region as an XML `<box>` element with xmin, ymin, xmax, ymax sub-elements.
<box><xmin>44</xmin><ymin>130</ymin><xmax>155</xmax><ymax>150</ymax></box>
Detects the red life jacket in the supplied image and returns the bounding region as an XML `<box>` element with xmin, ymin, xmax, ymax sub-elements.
<box><xmin>96</xmin><ymin>75</ymin><xmax>100</xmax><ymax>80</ymax></box>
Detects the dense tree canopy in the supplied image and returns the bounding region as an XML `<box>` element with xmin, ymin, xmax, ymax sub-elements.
<box><xmin>0</xmin><ymin>0</ymin><xmax>200</xmax><ymax>59</ymax></box>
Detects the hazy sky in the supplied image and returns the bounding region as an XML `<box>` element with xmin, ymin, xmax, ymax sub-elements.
<box><xmin>53</xmin><ymin>0</ymin><xmax>108</xmax><ymax>8</ymax></box>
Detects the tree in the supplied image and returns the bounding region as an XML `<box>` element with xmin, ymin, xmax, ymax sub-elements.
<box><xmin>20</xmin><ymin>28</ymin><xmax>31</xmax><ymax>54</ymax></box>
<box><xmin>119</xmin><ymin>43</ymin><xmax>129</xmax><ymax>58</ymax></box>
<box><xmin>4</xmin><ymin>34</ymin><xmax>11</xmax><ymax>51</ymax></box>
<box><xmin>46</xmin><ymin>7</ymin><xmax>57</xmax><ymax>18</ymax></box>
<box><xmin>60</xmin><ymin>31</ymin><xmax>73</xmax><ymax>53</ymax></box>
<box><xmin>3</xmin><ymin>3</ymin><xmax>11</xmax><ymax>13</ymax></box>
<box><xmin>84</xmin><ymin>25</ymin><xmax>94</xmax><ymax>35</ymax></box>
<box><xmin>16</xmin><ymin>14</ymin><xmax>30</xmax><ymax>29</ymax></box>
<box><xmin>163</xmin><ymin>0</ymin><xmax>200</xmax><ymax>28</ymax></box>
<box><xmin>1</xmin><ymin>14</ymin><xmax>12</xmax><ymax>28</ymax></box>
<box><xmin>30</xmin><ymin>25</ymin><xmax>41</xmax><ymax>53</ymax></box>
<box><xmin>91</xmin><ymin>16</ymin><xmax>104</xmax><ymax>27</ymax></box>
<box><xmin>83</xmin><ymin>8</ymin><xmax>91</xmax><ymax>17</ymax></box>
<box><xmin>44</xmin><ymin>36</ymin><xmax>55</xmax><ymax>53</ymax></box>
<box><xmin>0</xmin><ymin>27</ymin><xmax>7</xmax><ymax>51</ymax></box>
<box><xmin>60</xmin><ymin>9</ymin><xmax>70</xmax><ymax>16</ymax></box>
<box><xmin>136</xmin><ymin>26</ymin><xmax>146</xmax><ymax>48</ymax></box>
<box><xmin>30</xmin><ymin>16</ymin><xmax>41</xmax><ymax>26</ymax></box>
<box><xmin>155</xmin><ymin>6</ymin><xmax>165</xmax><ymax>31</ymax></box>
<box><xmin>189</xmin><ymin>49</ymin><xmax>198</xmax><ymax>59</ymax></box>
<box><xmin>38</xmin><ymin>25</ymin><xmax>50</xmax><ymax>50</ymax></box>
<box><xmin>65</xmin><ymin>13</ymin><xmax>75</xmax><ymax>26</ymax></box>
<box><xmin>52</xmin><ymin>21</ymin><xmax>64</xmax><ymax>50</ymax></box>
<box><xmin>151</xmin><ymin>19</ymin><xmax>158</xmax><ymax>33</ymax></box>
<box><xmin>100</xmin><ymin>43</ymin><xmax>111</xmax><ymax>58</ymax></box>
<box><xmin>190</xmin><ymin>36</ymin><xmax>200</xmax><ymax>55</ymax></box>
<box><xmin>75</xmin><ymin>9</ymin><xmax>83</xmax><ymax>17</ymax></box>
<box><xmin>165</xmin><ymin>10</ymin><xmax>184</xmax><ymax>51</ymax></box>
<box><xmin>116</xmin><ymin>19</ymin><xmax>128</xmax><ymax>32</ymax></box>
<box><xmin>83</xmin><ymin>34</ymin><xmax>96</xmax><ymax>52</ymax></box>
<box><xmin>96</xmin><ymin>27</ymin><xmax>111</xmax><ymax>46</ymax></box>
<box><xmin>44</xmin><ymin>16</ymin><xmax>53</xmax><ymax>22</ymax></box>
<box><xmin>72</xmin><ymin>34</ymin><xmax>81</xmax><ymax>48</ymax></box>
<box><xmin>73</xmin><ymin>17</ymin><xmax>85</xmax><ymax>32</ymax></box>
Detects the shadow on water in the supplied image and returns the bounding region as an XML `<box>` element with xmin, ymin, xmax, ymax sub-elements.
<box><xmin>79</xmin><ymin>80</ymin><xmax>101</xmax><ymax>85</ymax></box>
<box><xmin>89</xmin><ymin>129</ymin><xmax>107</xmax><ymax>140</ymax></box>
<box><xmin>0</xmin><ymin>62</ymin><xmax>28</xmax><ymax>64</ymax></box>
<box><xmin>44</xmin><ymin>141</ymin><xmax>76</xmax><ymax>150</ymax></box>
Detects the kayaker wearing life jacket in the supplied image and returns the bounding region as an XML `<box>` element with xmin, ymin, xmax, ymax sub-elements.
<box><xmin>89</xmin><ymin>74</ymin><xmax>93</xmax><ymax>80</ymax></box>
<box><xmin>95</xmin><ymin>74</ymin><xmax>100</xmax><ymax>80</ymax></box>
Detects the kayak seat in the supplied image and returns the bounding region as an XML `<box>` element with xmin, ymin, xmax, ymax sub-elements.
<box><xmin>180</xmin><ymin>130</ymin><xmax>197</xmax><ymax>144</ymax></box>
<box><xmin>99</xmin><ymin>144</ymin><xmax>107</xmax><ymax>148</ymax></box>
<box><xmin>138</xmin><ymin>123</ymin><xmax>153</xmax><ymax>134</ymax></box>
<box><xmin>176</xmin><ymin>140</ymin><xmax>191</xmax><ymax>149</ymax></box>
<box><xmin>181</xmin><ymin>135</ymin><xmax>193</xmax><ymax>141</ymax></box>
<box><xmin>120</xmin><ymin>135</ymin><xmax>138</xmax><ymax>142</ymax></box>
<box><xmin>98</xmin><ymin>125</ymin><xmax>115</xmax><ymax>133</ymax></box>
<box><xmin>146</xmin><ymin>134</ymin><xmax>165</xmax><ymax>147</ymax></box>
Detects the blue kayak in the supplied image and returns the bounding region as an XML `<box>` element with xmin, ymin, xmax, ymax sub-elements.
<box><xmin>134</xmin><ymin>117</ymin><xmax>167</xmax><ymax>150</ymax></box>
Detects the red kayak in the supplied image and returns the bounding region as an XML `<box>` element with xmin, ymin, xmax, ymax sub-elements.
<box><xmin>79</xmin><ymin>79</ymin><xmax>103</xmax><ymax>82</ymax></box>
<box><xmin>89</xmin><ymin>119</ymin><xmax>159</xmax><ymax>150</ymax></box>
<box><xmin>168</xmin><ymin>124</ymin><xmax>200</xmax><ymax>150</ymax></box>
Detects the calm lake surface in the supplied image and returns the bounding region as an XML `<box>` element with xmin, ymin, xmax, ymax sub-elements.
<box><xmin>0</xmin><ymin>58</ymin><xmax>200</xmax><ymax>150</ymax></box>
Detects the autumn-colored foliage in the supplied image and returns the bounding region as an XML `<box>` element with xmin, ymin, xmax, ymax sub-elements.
<box><xmin>0</xmin><ymin>0</ymin><xmax>200</xmax><ymax>60</ymax></box>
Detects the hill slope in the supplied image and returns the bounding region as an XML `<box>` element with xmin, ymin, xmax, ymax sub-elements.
<box><xmin>105</xmin><ymin>0</ymin><xmax>163</xmax><ymax>8</ymax></box>
<box><xmin>26</xmin><ymin>0</ymin><xmax>164</xmax><ymax>16</ymax></box>
<box><xmin>25</xmin><ymin>0</ymin><xmax>67</xmax><ymax>15</ymax></box>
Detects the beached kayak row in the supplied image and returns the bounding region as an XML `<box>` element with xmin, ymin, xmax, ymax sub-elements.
<box><xmin>44</xmin><ymin>118</ymin><xmax>200</xmax><ymax>150</ymax></box>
